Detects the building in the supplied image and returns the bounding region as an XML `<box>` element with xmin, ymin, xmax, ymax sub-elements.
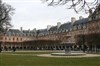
<box><xmin>0</xmin><ymin>4</ymin><xmax>100</xmax><ymax>52</ymax></box>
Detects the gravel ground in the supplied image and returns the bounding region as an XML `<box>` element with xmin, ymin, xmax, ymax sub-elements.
<box><xmin>38</xmin><ymin>54</ymin><xmax>100</xmax><ymax>58</ymax></box>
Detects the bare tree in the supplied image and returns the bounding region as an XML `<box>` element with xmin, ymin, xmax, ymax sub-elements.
<box><xmin>0</xmin><ymin>0</ymin><xmax>14</xmax><ymax>34</ymax></box>
<box><xmin>41</xmin><ymin>0</ymin><xmax>100</xmax><ymax>13</ymax></box>
<box><xmin>0</xmin><ymin>0</ymin><xmax>14</xmax><ymax>52</ymax></box>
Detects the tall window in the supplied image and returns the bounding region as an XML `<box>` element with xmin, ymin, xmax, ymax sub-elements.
<box><xmin>17</xmin><ymin>38</ymin><xmax>18</xmax><ymax>41</ymax></box>
<box><xmin>5</xmin><ymin>37</ymin><xmax>7</xmax><ymax>40</ymax></box>
<box><xmin>13</xmin><ymin>38</ymin><xmax>15</xmax><ymax>41</ymax></box>
<box><xmin>20</xmin><ymin>38</ymin><xmax>22</xmax><ymax>41</ymax></box>
<box><xmin>0</xmin><ymin>37</ymin><xmax>3</xmax><ymax>40</ymax></box>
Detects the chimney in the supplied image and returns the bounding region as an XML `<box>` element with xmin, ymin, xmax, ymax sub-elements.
<box><xmin>33</xmin><ymin>28</ymin><xmax>36</xmax><ymax>32</ymax></box>
<box><xmin>79</xmin><ymin>16</ymin><xmax>83</xmax><ymax>20</ymax></box>
<box><xmin>47</xmin><ymin>25</ymin><xmax>51</xmax><ymax>31</ymax></box>
<box><xmin>28</xmin><ymin>29</ymin><xmax>30</xmax><ymax>32</ymax></box>
<box><xmin>57</xmin><ymin>22</ymin><xmax>61</xmax><ymax>28</ymax></box>
<box><xmin>20</xmin><ymin>27</ymin><xmax>23</xmax><ymax>31</ymax></box>
<box><xmin>71</xmin><ymin>17</ymin><xmax>76</xmax><ymax>23</ymax></box>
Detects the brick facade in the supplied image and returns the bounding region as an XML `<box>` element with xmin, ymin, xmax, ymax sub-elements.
<box><xmin>0</xmin><ymin>4</ymin><xmax>100</xmax><ymax>52</ymax></box>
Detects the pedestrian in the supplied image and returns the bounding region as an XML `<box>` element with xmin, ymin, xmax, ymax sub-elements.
<box><xmin>12</xmin><ymin>47</ymin><xmax>16</xmax><ymax>52</ymax></box>
<box><xmin>0</xmin><ymin>47</ymin><xmax>2</xmax><ymax>53</ymax></box>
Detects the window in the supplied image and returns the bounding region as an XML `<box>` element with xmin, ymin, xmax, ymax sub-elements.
<box><xmin>66</xmin><ymin>29</ymin><xmax>68</xmax><ymax>32</ymax></box>
<box><xmin>83</xmin><ymin>24</ymin><xmax>87</xmax><ymax>29</ymax></box>
<box><xmin>96</xmin><ymin>15</ymin><xmax>98</xmax><ymax>19</ymax></box>
<box><xmin>73</xmin><ymin>26</ymin><xmax>77</xmax><ymax>30</ymax></box>
<box><xmin>96</xmin><ymin>23</ymin><xmax>99</xmax><ymax>30</ymax></box>
<box><xmin>78</xmin><ymin>25</ymin><xmax>82</xmax><ymax>30</ymax></box>
<box><xmin>0</xmin><ymin>37</ymin><xmax>3</xmax><ymax>40</ymax></box>
<box><xmin>92</xmin><ymin>16</ymin><xmax>96</xmax><ymax>20</ymax></box>
<box><xmin>70</xmin><ymin>28</ymin><xmax>72</xmax><ymax>31</ymax></box>
<box><xmin>9</xmin><ymin>38</ymin><xmax>11</xmax><ymax>40</ymax></box>
<box><xmin>17</xmin><ymin>38</ymin><xmax>18</xmax><ymax>41</ymax></box>
<box><xmin>20</xmin><ymin>38</ymin><xmax>22</xmax><ymax>41</ymax></box>
<box><xmin>5</xmin><ymin>37</ymin><xmax>7</xmax><ymax>40</ymax></box>
<box><xmin>13</xmin><ymin>38</ymin><xmax>15</xmax><ymax>41</ymax></box>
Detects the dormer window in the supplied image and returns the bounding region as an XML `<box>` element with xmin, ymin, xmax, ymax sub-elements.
<box><xmin>56</xmin><ymin>31</ymin><xmax>58</xmax><ymax>33</ymax></box>
<box><xmin>64</xmin><ymin>29</ymin><xmax>66</xmax><ymax>32</ymax></box>
<box><xmin>50</xmin><ymin>31</ymin><xmax>52</xmax><ymax>34</ymax></box>
<box><xmin>83</xmin><ymin>24</ymin><xmax>87</xmax><ymax>29</ymax></box>
<box><xmin>70</xmin><ymin>28</ymin><xmax>72</xmax><ymax>31</ymax></box>
<box><xmin>92</xmin><ymin>16</ymin><xmax>96</xmax><ymax>20</ymax></box>
<box><xmin>54</xmin><ymin>31</ymin><xmax>56</xmax><ymax>33</ymax></box>
<box><xmin>62</xmin><ymin>29</ymin><xmax>65</xmax><ymax>32</ymax></box>
<box><xmin>66</xmin><ymin>29</ymin><xmax>68</xmax><ymax>32</ymax></box>
<box><xmin>31</xmin><ymin>34</ymin><xmax>33</xmax><ymax>36</ymax></box>
<box><xmin>96</xmin><ymin>23</ymin><xmax>99</xmax><ymax>30</ymax></box>
<box><xmin>73</xmin><ymin>26</ymin><xmax>77</xmax><ymax>30</ymax></box>
<box><xmin>96</xmin><ymin>15</ymin><xmax>99</xmax><ymax>19</ymax></box>
<box><xmin>17</xmin><ymin>33</ymin><xmax>19</xmax><ymax>36</ymax></box>
<box><xmin>24</xmin><ymin>33</ymin><xmax>26</xmax><ymax>36</ymax></box>
<box><xmin>59</xmin><ymin>30</ymin><xmax>61</xmax><ymax>33</ymax></box>
<box><xmin>61</xmin><ymin>29</ymin><xmax>63</xmax><ymax>32</ymax></box>
<box><xmin>78</xmin><ymin>25</ymin><xmax>81</xmax><ymax>30</ymax></box>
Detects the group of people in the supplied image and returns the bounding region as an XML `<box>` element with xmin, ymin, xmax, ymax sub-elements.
<box><xmin>0</xmin><ymin>47</ymin><xmax>16</xmax><ymax>53</ymax></box>
<box><xmin>64</xmin><ymin>44</ymin><xmax>88</xmax><ymax>53</ymax></box>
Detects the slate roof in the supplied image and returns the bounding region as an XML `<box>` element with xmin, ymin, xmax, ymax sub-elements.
<box><xmin>5</xmin><ymin>29</ymin><xmax>35</xmax><ymax>36</ymax></box>
<box><xmin>8</xmin><ymin>29</ymin><xmax>20</xmax><ymax>33</ymax></box>
<box><xmin>73</xmin><ymin>18</ymin><xmax>88</xmax><ymax>26</ymax></box>
<box><xmin>49</xmin><ymin>26</ymin><xmax>57</xmax><ymax>31</ymax></box>
<box><xmin>38</xmin><ymin>29</ymin><xmax>48</xmax><ymax>36</ymax></box>
<box><xmin>59</xmin><ymin>22</ymin><xmax>71</xmax><ymax>31</ymax></box>
<box><xmin>4</xmin><ymin>17</ymin><xmax>90</xmax><ymax>36</ymax></box>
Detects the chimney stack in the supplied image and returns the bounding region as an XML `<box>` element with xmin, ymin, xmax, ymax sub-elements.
<box><xmin>57</xmin><ymin>22</ymin><xmax>61</xmax><ymax>28</ymax></box>
<box><xmin>28</xmin><ymin>29</ymin><xmax>30</xmax><ymax>32</ymax></box>
<box><xmin>47</xmin><ymin>25</ymin><xmax>51</xmax><ymax>31</ymax></box>
<box><xmin>79</xmin><ymin>16</ymin><xmax>83</xmax><ymax>20</ymax></box>
<box><xmin>20</xmin><ymin>27</ymin><xmax>23</xmax><ymax>31</ymax></box>
<box><xmin>71</xmin><ymin>17</ymin><xmax>76</xmax><ymax>23</ymax></box>
<box><xmin>33</xmin><ymin>28</ymin><xmax>36</xmax><ymax>32</ymax></box>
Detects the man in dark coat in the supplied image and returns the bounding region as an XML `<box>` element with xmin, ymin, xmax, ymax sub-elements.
<box><xmin>0</xmin><ymin>47</ymin><xmax>2</xmax><ymax>53</ymax></box>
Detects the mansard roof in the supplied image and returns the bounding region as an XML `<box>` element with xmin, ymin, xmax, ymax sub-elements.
<box><xmin>73</xmin><ymin>18</ymin><xmax>88</xmax><ymax>25</ymax></box>
<box><xmin>37</xmin><ymin>29</ymin><xmax>48</xmax><ymax>36</ymax></box>
<box><xmin>49</xmin><ymin>26</ymin><xmax>57</xmax><ymax>31</ymax></box>
<box><xmin>39</xmin><ymin>29</ymin><xmax>48</xmax><ymax>33</ymax></box>
<box><xmin>59</xmin><ymin>22</ymin><xmax>71</xmax><ymax>30</ymax></box>
<box><xmin>22</xmin><ymin>30</ymin><xmax>30</xmax><ymax>33</ymax></box>
<box><xmin>4</xmin><ymin>16</ymin><xmax>90</xmax><ymax>36</ymax></box>
<box><xmin>5</xmin><ymin>29</ymin><xmax>35</xmax><ymax>36</ymax></box>
<box><xmin>8</xmin><ymin>29</ymin><xmax>20</xmax><ymax>33</ymax></box>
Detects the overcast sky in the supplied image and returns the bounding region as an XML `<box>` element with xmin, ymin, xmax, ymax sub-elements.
<box><xmin>3</xmin><ymin>0</ymin><xmax>89</xmax><ymax>30</ymax></box>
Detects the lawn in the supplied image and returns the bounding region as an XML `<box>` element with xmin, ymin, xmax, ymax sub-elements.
<box><xmin>0</xmin><ymin>52</ymin><xmax>100</xmax><ymax>66</ymax></box>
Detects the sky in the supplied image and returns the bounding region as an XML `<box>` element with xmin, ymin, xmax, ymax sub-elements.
<box><xmin>3</xmin><ymin>0</ymin><xmax>89</xmax><ymax>30</ymax></box>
